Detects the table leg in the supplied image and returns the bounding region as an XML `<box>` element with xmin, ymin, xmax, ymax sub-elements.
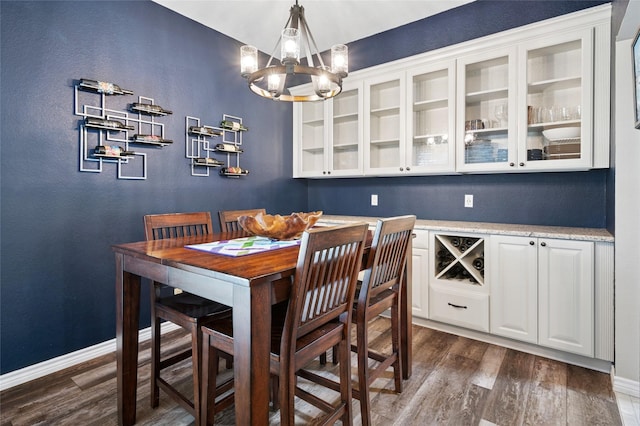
<box><xmin>115</xmin><ymin>253</ymin><xmax>141</xmax><ymax>426</ymax></box>
<box><xmin>232</xmin><ymin>283</ymin><xmax>272</xmax><ymax>425</ymax></box>
<box><xmin>401</xmin><ymin>245</ymin><xmax>413</xmax><ymax>380</ymax></box>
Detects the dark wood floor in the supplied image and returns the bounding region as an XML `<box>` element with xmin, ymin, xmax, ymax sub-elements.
<box><xmin>0</xmin><ymin>318</ymin><xmax>622</xmax><ymax>425</ymax></box>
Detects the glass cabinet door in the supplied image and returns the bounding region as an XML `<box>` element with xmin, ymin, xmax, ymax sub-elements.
<box><xmin>456</xmin><ymin>47</ymin><xmax>518</xmax><ymax>172</ymax></box>
<box><xmin>364</xmin><ymin>71</ymin><xmax>406</xmax><ymax>175</ymax></box>
<box><xmin>294</xmin><ymin>100</ymin><xmax>327</xmax><ymax>177</ymax></box>
<box><xmin>407</xmin><ymin>60</ymin><xmax>456</xmax><ymax>173</ymax></box>
<box><xmin>329</xmin><ymin>80</ymin><xmax>363</xmax><ymax>176</ymax></box>
<box><xmin>518</xmin><ymin>28</ymin><xmax>593</xmax><ymax>170</ymax></box>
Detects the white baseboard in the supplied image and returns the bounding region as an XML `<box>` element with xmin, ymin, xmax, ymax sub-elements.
<box><xmin>613</xmin><ymin>372</ymin><xmax>640</xmax><ymax>397</ymax></box>
<box><xmin>0</xmin><ymin>322</ymin><xmax>181</xmax><ymax>392</ymax></box>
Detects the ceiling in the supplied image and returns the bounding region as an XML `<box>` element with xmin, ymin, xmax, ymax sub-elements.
<box><xmin>152</xmin><ymin>0</ymin><xmax>474</xmax><ymax>54</ymax></box>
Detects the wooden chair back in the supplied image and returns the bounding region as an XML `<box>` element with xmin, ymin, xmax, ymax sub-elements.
<box><xmin>144</xmin><ymin>211</ymin><xmax>213</xmax><ymax>241</ymax></box>
<box><xmin>359</xmin><ymin>215</ymin><xmax>416</xmax><ymax>305</ymax></box>
<box><xmin>283</xmin><ymin>223</ymin><xmax>369</xmax><ymax>348</ymax></box>
<box><xmin>218</xmin><ymin>208</ymin><xmax>266</xmax><ymax>232</ymax></box>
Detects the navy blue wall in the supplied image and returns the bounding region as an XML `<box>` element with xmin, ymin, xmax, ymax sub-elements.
<box><xmin>1</xmin><ymin>0</ymin><xmax>611</xmax><ymax>374</ymax></box>
<box><xmin>309</xmin><ymin>0</ymin><xmax>610</xmax><ymax>228</ymax></box>
<box><xmin>0</xmin><ymin>1</ymin><xmax>303</xmax><ymax>374</ymax></box>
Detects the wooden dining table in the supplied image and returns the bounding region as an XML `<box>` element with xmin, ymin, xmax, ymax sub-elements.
<box><xmin>113</xmin><ymin>229</ymin><xmax>413</xmax><ymax>425</ymax></box>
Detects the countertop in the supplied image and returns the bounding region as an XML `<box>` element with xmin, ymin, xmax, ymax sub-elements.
<box><xmin>319</xmin><ymin>215</ymin><xmax>614</xmax><ymax>243</ymax></box>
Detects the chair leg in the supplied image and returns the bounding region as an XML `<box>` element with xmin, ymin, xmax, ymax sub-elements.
<box><xmin>391</xmin><ymin>304</ymin><xmax>403</xmax><ymax>393</ymax></box>
<box><xmin>278</xmin><ymin>366</ymin><xmax>295</xmax><ymax>426</ymax></box>
<box><xmin>193</xmin><ymin>324</ymin><xmax>203</xmax><ymax>425</ymax></box>
<box><xmin>338</xmin><ymin>339</ymin><xmax>353</xmax><ymax>426</ymax></box>
<box><xmin>201</xmin><ymin>333</ymin><xmax>220</xmax><ymax>426</ymax></box>
<box><xmin>150</xmin><ymin>290</ymin><xmax>161</xmax><ymax>408</ymax></box>
<box><xmin>356</xmin><ymin>319</ymin><xmax>372</xmax><ymax>426</ymax></box>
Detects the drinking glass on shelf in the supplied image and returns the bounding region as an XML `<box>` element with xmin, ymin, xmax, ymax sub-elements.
<box><xmin>494</xmin><ymin>103</ymin><xmax>507</xmax><ymax>128</ymax></box>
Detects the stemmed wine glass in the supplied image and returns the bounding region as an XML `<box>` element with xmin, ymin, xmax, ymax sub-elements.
<box><xmin>494</xmin><ymin>103</ymin><xmax>508</xmax><ymax>128</ymax></box>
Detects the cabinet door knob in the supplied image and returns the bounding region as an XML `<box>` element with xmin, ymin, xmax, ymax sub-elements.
<box><xmin>529</xmin><ymin>241</ymin><xmax>535</xmax><ymax>245</ymax></box>
<box><xmin>399</xmin><ymin>167</ymin><xmax>404</xmax><ymax>171</ymax></box>
<box><xmin>322</xmin><ymin>171</ymin><xmax>326</xmax><ymax>175</ymax></box>
<box><xmin>327</xmin><ymin>171</ymin><xmax>331</xmax><ymax>174</ymax></box>
<box><xmin>509</xmin><ymin>162</ymin><xmax>515</xmax><ymax>167</ymax></box>
<box><xmin>406</xmin><ymin>166</ymin><xmax>411</xmax><ymax>171</ymax></box>
<box><xmin>519</xmin><ymin>162</ymin><xmax>525</xmax><ymax>167</ymax></box>
<box><xmin>540</xmin><ymin>242</ymin><xmax>547</xmax><ymax>247</ymax></box>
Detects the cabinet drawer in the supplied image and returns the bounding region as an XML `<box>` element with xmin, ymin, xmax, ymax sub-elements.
<box><xmin>429</xmin><ymin>285</ymin><xmax>489</xmax><ymax>332</ymax></box>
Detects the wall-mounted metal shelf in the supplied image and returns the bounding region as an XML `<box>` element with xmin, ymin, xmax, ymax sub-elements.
<box><xmin>74</xmin><ymin>78</ymin><xmax>172</xmax><ymax>180</ymax></box>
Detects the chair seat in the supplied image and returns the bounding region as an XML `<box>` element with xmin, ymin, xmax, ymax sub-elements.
<box><xmin>157</xmin><ymin>293</ymin><xmax>231</xmax><ymax>321</ymax></box>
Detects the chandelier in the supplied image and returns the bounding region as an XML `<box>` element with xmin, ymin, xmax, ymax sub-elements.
<box><xmin>240</xmin><ymin>1</ymin><xmax>348</xmax><ymax>102</ymax></box>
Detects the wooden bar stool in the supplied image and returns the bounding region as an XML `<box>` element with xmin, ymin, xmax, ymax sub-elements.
<box><xmin>144</xmin><ymin>212</ymin><xmax>233</xmax><ymax>425</ymax></box>
<box><xmin>200</xmin><ymin>223</ymin><xmax>369</xmax><ymax>425</ymax></box>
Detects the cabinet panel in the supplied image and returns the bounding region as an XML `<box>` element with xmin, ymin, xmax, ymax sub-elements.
<box><xmin>364</xmin><ymin>72</ymin><xmax>406</xmax><ymax>174</ymax></box>
<box><xmin>412</xmin><ymin>247</ymin><xmax>429</xmax><ymax>319</ymax></box>
<box><xmin>489</xmin><ymin>235</ymin><xmax>538</xmax><ymax>343</ymax></box>
<box><xmin>538</xmin><ymin>239</ymin><xmax>594</xmax><ymax>357</ymax></box>
<box><xmin>329</xmin><ymin>80</ymin><xmax>363</xmax><ymax>176</ymax></box>
<box><xmin>406</xmin><ymin>60</ymin><xmax>456</xmax><ymax>174</ymax></box>
<box><xmin>456</xmin><ymin>47</ymin><xmax>518</xmax><ymax>172</ymax></box>
<box><xmin>517</xmin><ymin>28</ymin><xmax>594</xmax><ymax>171</ymax></box>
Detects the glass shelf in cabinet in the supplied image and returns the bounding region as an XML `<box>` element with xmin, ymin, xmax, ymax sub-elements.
<box><xmin>465</xmin><ymin>87</ymin><xmax>508</xmax><ymax>104</ymax></box>
<box><xmin>333</xmin><ymin>112</ymin><xmax>358</xmax><ymax>122</ymax></box>
<box><xmin>370</xmin><ymin>106</ymin><xmax>400</xmax><ymax>116</ymax></box>
<box><xmin>333</xmin><ymin>142</ymin><xmax>359</xmax><ymax>150</ymax></box>
<box><xmin>302</xmin><ymin>146</ymin><xmax>325</xmax><ymax>153</ymax></box>
<box><xmin>413</xmin><ymin>98</ymin><xmax>448</xmax><ymax>111</ymax></box>
<box><xmin>302</xmin><ymin>118</ymin><xmax>324</xmax><ymax>126</ymax></box>
<box><xmin>369</xmin><ymin>138</ymin><xmax>400</xmax><ymax>146</ymax></box>
<box><xmin>527</xmin><ymin>76</ymin><xmax>581</xmax><ymax>93</ymax></box>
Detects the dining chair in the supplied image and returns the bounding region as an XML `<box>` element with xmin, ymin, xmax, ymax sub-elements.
<box><xmin>299</xmin><ymin>215</ymin><xmax>416</xmax><ymax>426</ymax></box>
<box><xmin>217</xmin><ymin>208</ymin><xmax>266</xmax><ymax>232</ymax></box>
<box><xmin>200</xmin><ymin>222</ymin><xmax>369</xmax><ymax>425</ymax></box>
<box><xmin>143</xmin><ymin>212</ymin><xmax>233</xmax><ymax>424</ymax></box>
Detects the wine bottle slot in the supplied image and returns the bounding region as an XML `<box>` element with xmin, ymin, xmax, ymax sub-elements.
<box><xmin>79</xmin><ymin>78</ymin><xmax>133</xmax><ymax>95</ymax></box>
<box><xmin>220</xmin><ymin>120</ymin><xmax>248</xmax><ymax>131</ymax></box>
<box><xmin>450</xmin><ymin>237</ymin><xmax>461</xmax><ymax>247</ymax></box>
<box><xmin>473</xmin><ymin>257</ymin><xmax>484</xmax><ymax>270</ymax></box>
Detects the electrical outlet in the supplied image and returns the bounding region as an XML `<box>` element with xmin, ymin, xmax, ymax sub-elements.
<box><xmin>371</xmin><ymin>194</ymin><xmax>378</xmax><ymax>206</ymax></box>
<box><xmin>464</xmin><ymin>194</ymin><xmax>473</xmax><ymax>208</ymax></box>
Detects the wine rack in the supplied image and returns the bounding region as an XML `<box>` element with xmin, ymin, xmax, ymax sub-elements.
<box><xmin>433</xmin><ymin>234</ymin><xmax>485</xmax><ymax>286</ymax></box>
<box><xmin>74</xmin><ymin>78</ymin><xmax>173</xmax><ymax>180</ymax></box>
<box><xmin>185</xmin><ymin>114</ymin><xmax>248</xmax><ymax>178</ymax></box>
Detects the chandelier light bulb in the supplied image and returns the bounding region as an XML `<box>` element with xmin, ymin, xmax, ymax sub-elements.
<box><xmin>268</xmin><ymin>73</ymin><xmax>281</xmax><ymax>95</ymax></box>
<box><xmin>331</xmin><ymin>44</ymin><xmax>348</xmax><ymax>77</ymax></box>
<box><xmin>281</xmin><ymin>28</ymin><xmax>300</xmax><ymax>64</ymax></box>
<box><xmin>240</xmin><ymin>45</ymin><xmax>258</xmax><ymax>77</ymax></box>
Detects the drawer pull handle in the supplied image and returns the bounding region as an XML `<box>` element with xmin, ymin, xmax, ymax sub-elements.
<box><xmin>448</xmin><ymin>302</ymin><xmax>468</xmax><ymax>309</ymax></box>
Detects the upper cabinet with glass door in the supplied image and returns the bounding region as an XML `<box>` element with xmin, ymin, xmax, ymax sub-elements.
<box><xmin>517</xmin><ymin>28</ymin><xmax>593</xmax><ymax>171</ymax></box>
<box><xmin>364</xmin><ymin>71</ymin><xmax>406</xmax><ymax>175</ymax></box>
<box><xmin>456</xmin><ymin>46</ymin><xmax>518</xmax><ymax>173</ymax></box>
<box><xmin>328</xmin><ymin>79</ymin><xmax>363</xmax><ymax>176</ymax></box>
<box><xmin>406</xmin><ymin>60</ymin><xmax>456</xmax><ymax>174</ymax></box>
<box><xmin>293</xmin><ymin>99</ymin><xmax>327</xmax><ymax>177</ymax></box>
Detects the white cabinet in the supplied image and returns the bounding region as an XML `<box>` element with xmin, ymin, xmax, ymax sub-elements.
<box><xmin>406</xmin><ymin>60</ymin><xmax>457</xmax><ymax>174</ymax></box>
<box><xmin>292</xmin><ymin>80</ymin><xmax>363</xmax><ymax>177</ymax></box>
<box><xmin>489</xmin><ymin>236</ymin><xmax>539</xmax><ymax>344</ymax></box>
<box><xmin>364</xmin><ymin>71</ymin><xmax>406</xmax><ymax>175</ymax></box>
<box><xmin>517</xmin><ymin>28</ymin><xmax>596</xmax><ymax>171</ymax></box>
<box><xmin>411</xmin><ymin>230</ymin><xmax>429</xmax><ymax>319</ymax></box>
<box><xmin>292</xmin><ymin>7</ymin><xmax>610</xmax><ymax>178</ymax></box>
<box><xmin>538</xmin><ymin>238</ymin><xmax>594</xmax><ymax>357</ymax></box>
<box><xmin>456</xmin><ymin>46</ymin><xmax>518</xmax><ymax>173</ymax></box>
<box><xmin>489</xmin><ymin>235</ymin><xmax>594</xmax><ymax>357</ymax></box>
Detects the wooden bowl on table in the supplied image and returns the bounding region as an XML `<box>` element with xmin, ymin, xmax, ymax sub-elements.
<box><xmin>238</xmin><ymin>211</ymin><xmax>323</xmax><ymax>240</ymax></box>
